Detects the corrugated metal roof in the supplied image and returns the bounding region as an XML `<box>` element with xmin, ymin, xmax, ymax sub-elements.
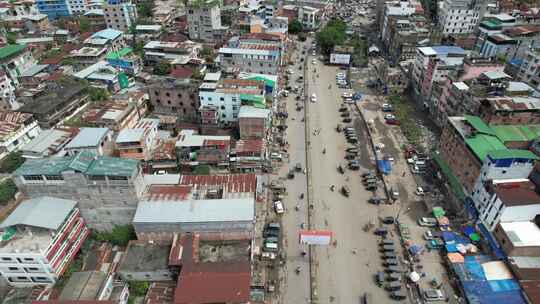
<box><xmin>238</xmin><ymin>105</ymin><xmax>270</xmax><ymax>118</ymax></box>
<box><xmin>116</xmin><ymin>128</ymin><xmax>144</xmax><ymax>143</ymax></box>
<box><xmin>21</xmin><ymin>129</ymin><xmax>71</xmax><ymax>155</ymax></box>
<box><xmin>65</xmin><ymin>127</ymin><xmax>109</xmax><ymax>149</ymax></box>
<box><xmin>133</xmin><ymin>198</ymin><xmax>255</xmax><ymax>223</ymax></box>
<box><xmin>91</xmin><ymin>29</ymin><xmax>123</xmax><ymax>41</ymax></box>
<box><xmin>0</xmin><ymin>196</ymin><xmax>76</xmax><ymax>230</ymax></box>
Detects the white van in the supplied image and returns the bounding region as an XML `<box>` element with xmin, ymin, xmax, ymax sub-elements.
<box><xmin>270</xmin><ymin>153</ymin><xmax>282</xmax><ymax>161</ymax></box>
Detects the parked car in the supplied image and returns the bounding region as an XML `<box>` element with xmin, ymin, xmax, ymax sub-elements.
<box><xmin>385</xmin><ymin>281</ymin><xmax>401</xmax><ymax>291</ymax></box>
<box><xmin>384</xmin><ymin>114</ymin><xmax>396</xmax><ymax>120</ymax></box>
<box><xmin>374</xmin><ymin>227</ymin><xmax>388</xmax><ymax>236</ymax></box>
<box><xmin>423</xmin><ymin>230</ymin><xmax>442</xmax><ymax>240</ymax></box>
<box><xmin>347</xmin><ymin>147</ymin><xmax>359</xmax><ymax>153</ymax></box>
<box><xmin>418</xmin><ymin>217</ymin><xmax>438</xmax><ymax>227</ymax></box>
<box><xmin>385</xmin><ymin>118</ymin><xmax>400</xmax><ymax>125</ymax></box>
<box><xmin>263</xmin><ymin>242</ymin><xmax>278</xmax><ymax>252</ymax></box>
<box><xmin>274</xmin><ymin>201</ymin><xmax>284</xmax><ymax>214</ymax></box>
<box><xmin>341</xmin><ymin>112</ymin><xmax>351</xmax><ymax>118</ymax></box>
<box><xmin>339</xmin><ymin>107</ymin><xmax>348</xmax><ymax>112</ymax></box>
<box><xmin>343</xmin><ymin>117</ymin><xmax>352</xmax><ymax>123</ymax></box>
<box><xmin>387</xmin><ymin>273</ymin><xmax>401</xmax><ymax>281</ymax></box>
<box><xmin>348</xmin><ymin>160</ymin><xmax>360</xmax><ymax>170</ymax></box>
<box><xmin>310</xmin><ymin>93</ymin><xmax>317</xmax><ymax>102</ymax></box>
<box><xmin>383</xmin><ymin>258</ymin><xmax>398</xmax><ymax>266</ymax></box>
<box><xmin>389</xmin><ymin>291</ymin><xmax>406</xmax><ymax>300</ymax></box>
<box><xmin>366</xmin><ymin>184</ymin><xmax>378</xmax><ymax>191</ymax></box>
<box><xmin>362</xmin><ymin>171</ymin><xmax>375</xmax><ymax>177</ymax></box>
<box><xmin>426</xmin><ymin>239</ymin><xmax>445</xmax><ymax>250</ymax></box>
<box><xmin>382</xmin><ymin>103</ymin><xmax>393</xmax><ymax>112</ymax></box>
<box><xmin>368</xmin><ymin>197</ymin><xmax>382</xmax><ymax>205</ymax></box>
<box><xmin>345</xmin><ymin>153</ymin><xmax>356</xmax><ymax>160</ymax></box>
<box><xmin>423</xmin><ymin>289</ymin><xmax>446</xmax><ymax>302</ymax></box>
<box><xmin>295</xmin><ymin>163</ymin><xmax>302</xmax><ymax>172</ymax></box>
<box><xmin>382</xmin><ymin>216</ymin><xmax>395</xmax><ymax>224</ymax></box>
<box><xmin>376</xmin><ymin>271</ymin><xmax>385</xmax><ymax>286</ymax></box>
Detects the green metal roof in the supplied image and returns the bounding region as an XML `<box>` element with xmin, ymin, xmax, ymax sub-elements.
<box><xmin>14</xmin><ymin>151</ymin><xmax>138</xmax><ymax>177</ymax></box>
<box><xmin>487</xmin><ymin>149</ymin><xmax>539</xmax><ymax>160</ymax></box>
<box><xmin>480</xmin><ymin>20</ymin><xmax>501</xmax><ymax>29</ymax></box>
<box><xmin>106</xmin><ymin>47</ymin><xmax>133</xmax><ymax>60</ymax></box>
<box><xmin>492</xmin><ymin>124</ymin><xmax>540</xmax><ymax>143</ymax></box>
<box><xmin>246</xmin><ymin>76</ymin><xmax>275</xmax><ymax>88</ymax></box>
<box><xmin>464</xmin><ymin>134</ymin><xmax>507</xmax><ymax>162</ymax></box>
<box><xmin>0</xmin><ymin>44</ymin><xmax>27</xmax><ymax>60</ymax></box>
<box><xmin>432</xmin><ymin>152</ymin><xmax>465</xmax><ymax>200</ymax></box>
<box><xmin>464</xmin><ymin>115</ymin><xmax>494</xmax><ymax>135</ymax></box>
<box><xmin>240</xmin><ymin>94</ymin><xmax>265</xmax><ymax>106</ymax></box>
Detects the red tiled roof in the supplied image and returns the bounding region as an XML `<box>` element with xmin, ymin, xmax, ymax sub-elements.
<box><xmin>239</xmin><ymin>32</ymin><xmax>281</xmax><ymax>41</ymax></box>
<box><xmin>33</xmin><ymin>301</ymin><xmax>118</xmax><ymax>304</ymax></box>
<box><xmin>146</xmin><ymin>185</ymin><xmax>192</xmax><ymax>201</ymax></box>
<box><xmin>169</xmin><ymin>67</ymin><xmax>193</xmax><ymax>79</ymax></box>
<box><xmin>173</xmin><ymin>235</ymin><xmax>251</xmax><ymax>304</ymax></box>
<box><xmin>235</xmin><ymin>139</ymin><xmax>264</xmax><ymax>153</ymax></box>
<box><xmin>179</xmin><ymin>174</ymin><xmax>257</xmax><ymax>193</ymax></box>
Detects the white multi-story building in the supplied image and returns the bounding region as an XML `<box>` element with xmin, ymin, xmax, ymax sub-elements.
<box><xmin>298</xmin><ymin>6</ymin><xmax>321</xmax><ymax>30</ymax></box>
<box><xmin>199</xmin><ymin>78</ymin><xmax>266</xmax><ymax>125</ymax></box>
<box><xmin>438</xmin><ymin>0</ymin><xmax>486</xmax><ymax>35</ymax></box>
<box><xmin>103</xmin><ymin>0</ymin><xmax>137</xmax><ymax>32</ymax></box>
<box><xmin>0</xmin><ymin>72</ymin><xmax>18</xmax><ymax>111</ymax></box>
<box><xmin>518</xmin><ymin>48</ymin><xmax>540</xmax><ymax>92</ymax></box>
<box><xmin>0</xmin><ymin>111</ymin><xmax>41</xmax><ymax>159</ymax></box>
<box><xmin>470</xmin><ymin>149</ymin><xmax>539</xmax><ymax>230</ymax></box>
<box><xmin>218</xmin><ymin>47</ymin><xmax>280</xmax><ymax>74</ymax></box>
<box><xmin>187</xmin><ymin>0</ymin><xmax>225</xmax><ymax>42</ymax></box>
<box><xmin>0</xmin><ymin>197</ymin><xmax>89</xmax><ymax>286</ymax></box>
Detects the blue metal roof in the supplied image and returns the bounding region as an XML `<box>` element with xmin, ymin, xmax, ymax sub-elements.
<box><xmin>431</xmin><ymin>46</ymin><xmax>466</xmax><ymax>55</ymax></box>
<box><xmin>91</xmin><ymin>29</ymin><xmax>123</xmax><ymax>41</ymax></box>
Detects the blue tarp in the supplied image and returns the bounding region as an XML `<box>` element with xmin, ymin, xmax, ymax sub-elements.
<box><xmin>353</xmin><ymin>92</ymin><xmax>362</xmax><ymax>100</ymax></box>
<box><xmin>377</xmin><ymin>159</ymin><xmax>392</xmax><ymax>175</ymax></box>
<box><xmin>478</xmin><ymin>223</ymin><xmax>505</xmax><ymax>260</ymax></box>
<box><xmin>442</xmin><ymin>231</ymin><xmax>456</xmax><ymax>243</ymax></box>
<box><xmin>409</xmin><ymin>245</ymin><xmax>422</xmax><ymax>255</ymax></box>
<box><xmin>446</xmin><ymin>244</ymin><xmax>457</xmax><ymax>252</ymax></box>
<box><xmin>451</xmin><ymin>255</ymin><xmax>526</xmax><ymax>304</ymax></box>
<box><xmin>455</xmin><ymin>235</ymin><xmax>471</xmax><ymax>246</ymax></box>
<box><xmin>463</xmin><ymin>225</ymin><xmax>475</xmax><ymax>236</ymax></box>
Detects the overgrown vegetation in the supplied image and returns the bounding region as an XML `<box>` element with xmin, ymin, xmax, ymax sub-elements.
<box><xmin>288</xmin><ymin>19</ymin><xmax>302</xmax><ymax>34</ymax></box>
<box><xmin>128</xmin><ymin>281</ymin><xmax>150</xmax><ymax>304</ymax></box>
<box><xmin>95</xmin><ymin>225</ymin><xmax>136</xmax><ymax>246</ymax></box>
<box><xmin>137</xmin><ymin>0</ymin><xmax>155</xmax><ymax>19</ymax></box>
<box><xmin>316</xmin><ymin>19</ymin><xmax>346</xmax><ymax>56</ymax></box>
<box><xmin>193</xmin><ymin>164</ymin><xmax>210</xmax><ymax>175</ymax></box>
<box><xmin>78</xmin><ymin>16</ymin><xmax>91</xmax><ymax>32</ymax></box>
<box><xmin>153</xmin><ymin>61</ymin><xmax>172</xmax><ymax>75</ymax></box>
<box><xmin>87</xmin><ymin>87</ymin><xmax>110</xmax><ymax>102</ymax></box>
<box><xmin>0</xmin><ymin>179</ymin><xmax>17</xmax><ymax>205</ymax></box>
<box><xmin>0</xmin><ymin>151</ymin><xmax>24</xmax><ymax>173</ymax></box>
<box><xmin>388</xmin><ymin>95</ymin><xmax>422</xmax><ymax>146</ymax></box>
<box><xmin>200</xmin><ymin>46</ymin><xmax>214</xmax><ymax>63</ymax></box>
<box><xmin>349</xmin><ymin>36</ymin><xmax>368</xmax><ymax>67</ymax></box>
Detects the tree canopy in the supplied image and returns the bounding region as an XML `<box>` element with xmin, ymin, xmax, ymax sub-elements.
<box><xmin>153</xmin><ymin>61</ymin><xmax>172</xmax><ymax>75</ymax></box>
<box><xmin>78</xmin><ymin>16</ymin><xmax>90</xmax><ymax>32</ymax></box>
<box><xmin>0</xmin><ymin>180</ymin><xmax>17</xmax><ymax>205</ymax></box>
<box><xmin>288</xmin><ymin>19</ymin><xmax>302</xmax><ymax>34</ymax></box>
<box><xmin>316</xmin><ymin>19</ymin><xmax>347</xmax><ymax>56</ymax></box>
<box><xmin>0</xmin><ymin>151</ymin><xmax>24</xmax><ymax>173</ymax></box>
<box><xmin>95</xmin><ymin>225</ymin><xmax>136</xmax><ymax>246</ymax></box>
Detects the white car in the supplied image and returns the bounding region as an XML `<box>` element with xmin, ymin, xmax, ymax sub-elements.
<box><xmin>286</xmin><ymin>69</ymin><xmax>294</xmax><ymax>75</ymax></box>
<box><xmin>415</xmin><ymin>186</ymin><xmax>425</xmax><ymax>196</ymax></box>
<box><xmin>384</xmin><ymin>114</ymin><xmax>396</xmax><ymax>120</ymax></box>
<box><xmin>312</xmin><ymin>51</ymin><xmax>316</xmax><ymax>56</ymax></box>
<box><xmin>311</xmin><ymin>59</ymin><xmax>317</xmax><ymax>64</ymax></box>
<box><xmin>274</xmin><ymin>201</ymin><xmax>284</xmax><ymax>214</ymax></box>
<box><xmin>310</xmin><ymin>93</ymin><xmax>317</xmax><ymax>102</ymax></box>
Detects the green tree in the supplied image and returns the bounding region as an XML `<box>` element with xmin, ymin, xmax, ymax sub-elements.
<box><xmin>0</xmin><ymin>180</ymin><xmax>17</xmax><ymax>204</ymax></box>
<box><xmin>0</xmin><ymin>151</ymin><xmax>24</xmax><ymax>173</ymax></box>
<box><xmin>153</xmin><ymin>61</ymin><xmax>171</xmax><ymax>75</ymax></box>
<box><xmin>87</xmin><ymin>87</ymin><xmax>110</xmax><ymax>102</ymax></box>
<box><xmin>6</xmin><ymin>32</ymin><xmax>16</xmax><ymax>44</ymax></box>
<box><xmin>95</xmin><ymin>225</ymin><xmax>136</xmax><ymax>246</ymax></box>
<box><xmin>200</xmin><ymin>46</ymin><xmax>214</xmax><ymax>63</ymax></box>
<box><xmin>221</xmin><ymin>14</ymin><xmax>232</xmax><ymax>26</ymax></box>
<box><xmin>79</xmin><ymin>16</ymin><xmax>91</xmax><ymax>32</ymax></box>
<box><xmin>316</xmin><ymin>19</ymin><xmax>346</xmax><ymax>56</ymax></box>
<box><xmin>137</xmin><ymin>0</ymin><xmax>155</xmax><ymax>18</ymax></box>
<box><xmin>288</xmin><ymin>19</ymin><xmax>302</xmax><ymax>34</ymax></box>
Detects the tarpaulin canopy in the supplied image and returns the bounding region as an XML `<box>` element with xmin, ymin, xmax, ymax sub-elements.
<box><xmin>446</xmin><ymin>244</ymin><xmax>458</xmax><ymax>252</ymax></box>
<box><xmin>377</xmin><ymin>159</ymin><xmax>392</xmax><ymax>175</ymax></box>
<box><xmin>447</xmin><ymin>252</ymin><xmax>464</xmax><ymax>263</ymax></box>
<box><xmin>433</xmin><ymin>207</ymin><xmax>445</xmax><ymax>218</ymax></box>
<box><xmin>442</xmin><ymin>231</ymin><xmax>456</xmax><ymax>243</ymax></box>
<box><xmin>463</xmin><ymin>225</ymin><xmax>475</xmax><ymax>236</ymax></box>
<box><xmin>409</xmin><ymin>245</ymin><xmax>422</xmax><ymax>255</ymax></box>
<box><xmin>469</xmin><ymin>233</ymin><xmax>480</xmax><ymax>242</ymax></box>
<box><xmin>437</xmin><ymin>216</ymin><xmax>450</xmax><ymax>226</ymax></box>
<box><xmin>409</xmin><ymin>272</ymin><xmax>421</xmax><ymax>282</ymax></box>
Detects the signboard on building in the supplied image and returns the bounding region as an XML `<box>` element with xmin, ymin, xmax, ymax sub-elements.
<box><xmin>330</xmin><ymin>53</ymin><xmax>351</xmax><ymax>65</ymax></box>
<box><xmin>299</xmin><ymin>230</ymin><xmax>333</xmax><ymax>245</ymax></box>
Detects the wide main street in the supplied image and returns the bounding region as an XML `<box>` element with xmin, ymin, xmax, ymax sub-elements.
<box><xmin>277</xmin><ymin>35</ymin><xmax>456</xmax><ymax>304</ymax></box>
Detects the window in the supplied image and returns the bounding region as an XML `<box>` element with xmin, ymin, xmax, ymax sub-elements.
<box><xmin>88</xmin><ymin>175</ymin><xmax>106</xmax><ymax>181</ymax></box>
<box><xmin>108</xmin><ymin>176</ymin><xmax>128</xmax><ymax>181</ymax></box>
<box><xmin>45</xmin><ymin>175</ymin><xmax>63</xmax><ymax>181</ymax></box>
<box><xmin>23</xmin><ymin>175</ymin><xmax>42</xmax><ymax>181</ymax></box>
<box><xmin>166</xmin><ymin>92</ymin><xmax>170</xmax><ymax>97</ymax></box>
<box><xmin>221</xmin><ymin>105</ymin><xmax>225</xmax><ymax>110</ymax></box>
<box><xmin>177</xmin><ymin>93</ymin><xmax>182</xmax><ymax>98</ymax></box>
<box><xmin>154</xmin><ymin>91</ymin><xmax>159</xmax><ymax>95</ymax></box>
<box><xmin>220</xmin><ymin>97</ymin><xmax>224</xmax><ymax>101</ymax></box>
<box><xmin>8</xmin><ymin>267</ymin><xmax>18</xmax><ymax>271</ymax></box>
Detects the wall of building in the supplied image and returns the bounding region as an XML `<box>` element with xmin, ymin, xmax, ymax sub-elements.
<box><xmin>13</xmin><ymin>171</ymin><xmax>144</xmax><ymax>231</ymax></box>
<box><xmin>118</xmin><ymin>269</ymin><xmax>173</xmax><ymax>282</ymax></box>
<box><xmin>187</xmin><ymin>4</ymin><xmax>222</xmax><ymax>42</ymax></box>
<box><xmin>493</xmin><ymin>224</ymin><xmax>540</xmax><ymax>257</ymax></box>
<box><xmin>148</xmin><ymin>83</ymin><xmax>199</xmax><ymax>122</ymax></box>
<box><xmin>439</xmin><ymin>125</ymin><xmax>482</xmax><ymax>194</ymax></box>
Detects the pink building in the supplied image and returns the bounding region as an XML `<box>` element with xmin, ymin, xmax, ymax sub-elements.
<box><xmin>0</xmin><ymin>197</ymin><xmax>89</xmax><ymax>286</ymax></box>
